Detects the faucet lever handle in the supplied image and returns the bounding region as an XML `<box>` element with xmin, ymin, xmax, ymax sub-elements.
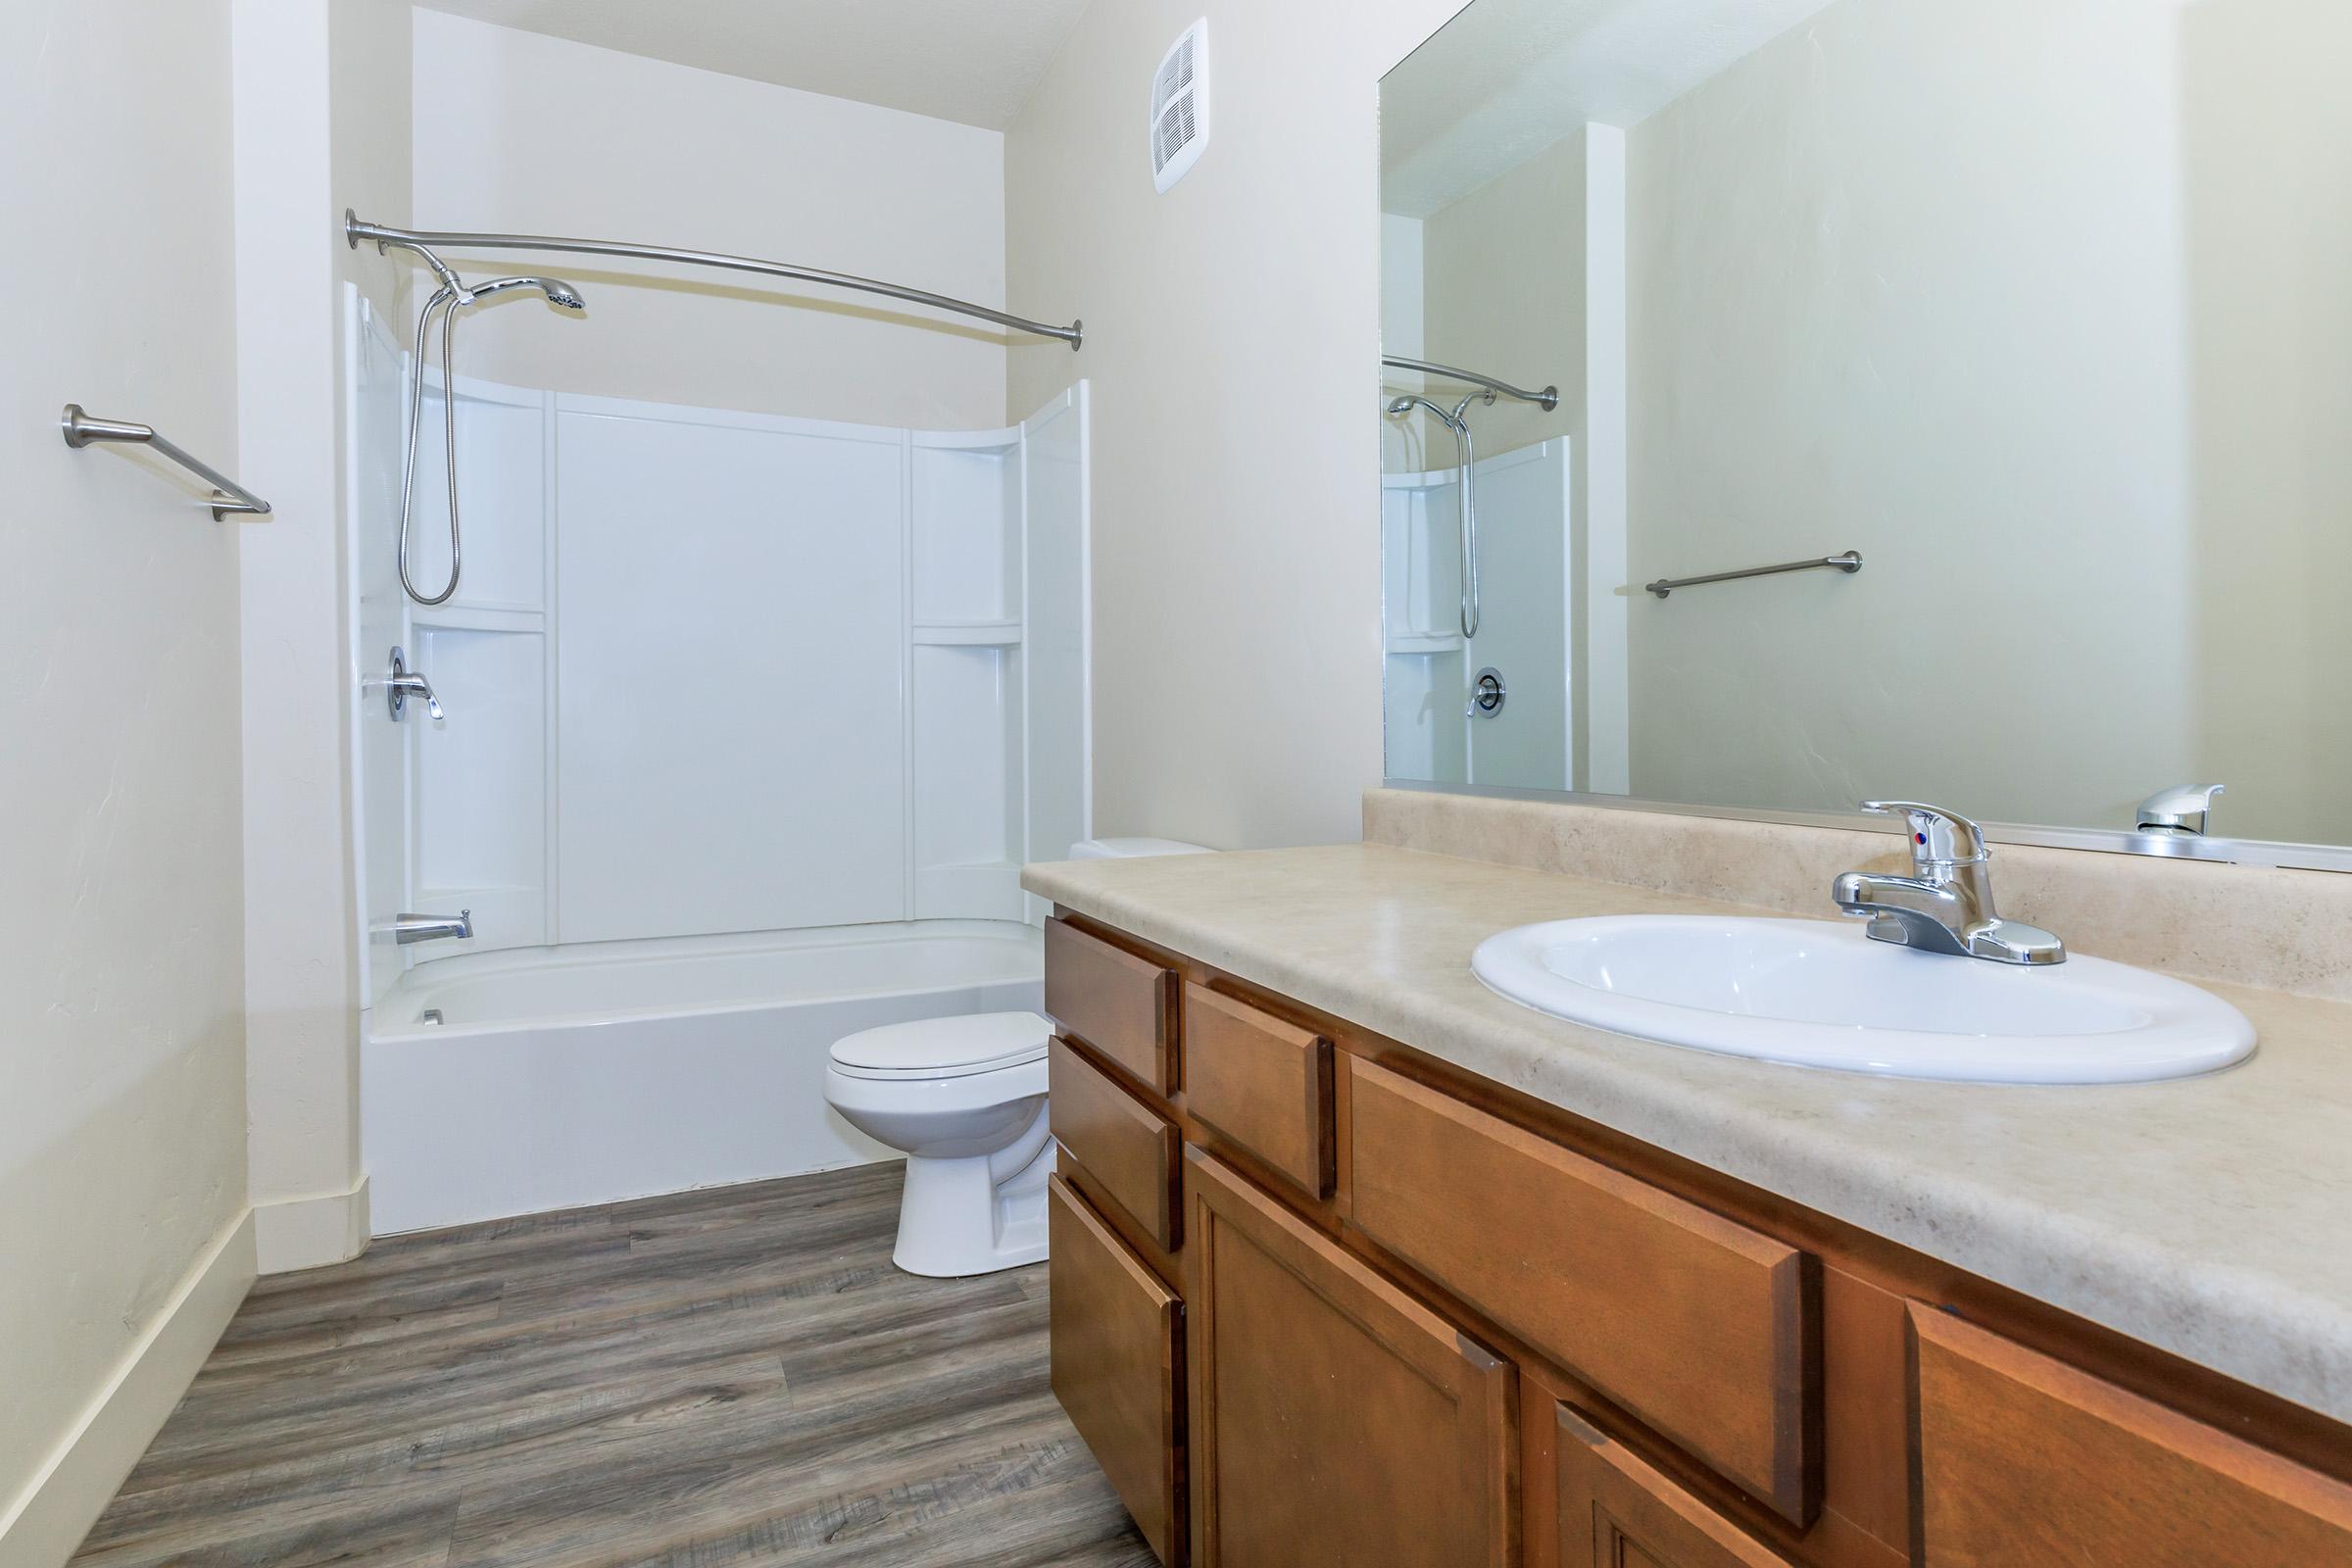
<box><xmin>1859</xmin><ymin>800</ymin><xmax>1988</xmax><ymax>867</ymax></box>
<box><xmin>2137</xmin><ymin>782</ymin><xmax>2225</xmax><ymax>835</ymax></box>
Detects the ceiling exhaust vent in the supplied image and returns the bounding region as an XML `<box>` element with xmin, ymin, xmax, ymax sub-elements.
<box><xmin>1150</xmin><ymin>19</ymin><xmax>1210</xmax><ymax>193</ymax></box>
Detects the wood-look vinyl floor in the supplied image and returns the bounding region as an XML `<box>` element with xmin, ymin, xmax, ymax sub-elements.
<box><xmin>71</xmin><ymin>1164</ymin><xmax>1154</xmax><ymax>1568</ymax></box>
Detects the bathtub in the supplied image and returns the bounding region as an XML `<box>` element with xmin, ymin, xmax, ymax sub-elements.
<box><xmin>362</xmin><ymin>920</ymin><xmax>1044</xmax><ymax>1234</ymax></box>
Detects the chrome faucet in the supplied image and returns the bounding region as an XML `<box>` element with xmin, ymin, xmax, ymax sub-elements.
<box><xmin>2137</xmin><ymin>783</ymin><xmax>2224</xmax><ymax>837</ymax></box>
<box><xmin>392</xmin><ymin>909</ymin><xmax>473</xmax><ymax>946</ymax></box>
<box><xmin>1832</xmin><ymin>802</ymin><xmax>2064</xmax><ymax>966</ymax></box>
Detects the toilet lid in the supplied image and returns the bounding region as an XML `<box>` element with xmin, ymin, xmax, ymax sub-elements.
<box><xmin>829</xmin><ymin>1010</ymin><xmax>1052</xmax><ymax>1080</ymax></box>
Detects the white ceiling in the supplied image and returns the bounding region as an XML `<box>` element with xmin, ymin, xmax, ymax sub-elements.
<box><xmin>413</xmin><ymin>0</ymin><xmax>1095</xmax><ymax>130</ymax></box>
<box><xmin>1383</xmin><ymin>0</ymin><xmax>1839</xmax><ymax>218</ymax></box>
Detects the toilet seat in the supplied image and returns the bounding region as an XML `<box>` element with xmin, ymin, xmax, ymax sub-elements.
<box><xmin>828</xmin><ymin>1010</ymin><xmax>1052</xmax><ymax>1082</ymax></box>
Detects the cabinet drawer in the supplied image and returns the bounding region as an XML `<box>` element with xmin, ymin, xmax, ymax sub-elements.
<box><xmin>1045</xmin><ymin>918</ymin><xmax>1178</xmax><ymax>1094</ymax></box>
<box><xmin>1910</xmin><ymin>1304</ymin><xmax>2352</xmax><ymax>1566</ymax></box>
<box><xmin>1049</xmin><ymin>1176</ymin><xmax>1184</xmax><ymax>1566</ymax></box>
<box><xmin>1183</xmin><ymin>984</ymin><xmax>1333</xmax><ymax>1199</ymax></box>
<box><xmin>1345</xmin><ymin>1055</ymin><xmax>1816</xmax><ymax>1525</ymax></box>
<box><xmin>1557</xmin><ymin>1406</ymin><xmax>1799</xmax><ymax>1568</ymax></box>
<box><xmin>1052</xmin><ymin>1039</ymin><xmax>1182</xmax><ymax>1251</ymax></box>
<box><xmin>1187</xmin><ymin>1150</ymin><xmax>1513</xmax><ymax>1567</ymax></box>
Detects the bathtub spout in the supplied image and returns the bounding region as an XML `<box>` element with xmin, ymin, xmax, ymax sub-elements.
<box><xmin>391</xmin><ymin>909</ymin><xmax>473</xmax><ymax>945</ymax></box>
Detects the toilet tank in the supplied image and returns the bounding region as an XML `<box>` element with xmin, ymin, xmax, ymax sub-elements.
<box><xmin>1068</xmin><ymin>837</ymin><xmax>1214</xmax><ymax>859</ymax></box>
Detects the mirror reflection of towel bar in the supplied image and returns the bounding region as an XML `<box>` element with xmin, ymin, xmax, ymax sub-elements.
<box><xmin>1645</xmin><ymin>550</ymin><xmax>1861</xmax><ymax>599</ymax></box>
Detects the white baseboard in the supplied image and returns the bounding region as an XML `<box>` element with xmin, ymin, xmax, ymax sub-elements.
<box><xmin>252</xmin><ymin>1174</ymin><xmax>371</xmax><ymax>1275</ymax></box>
<box><xmin>0</xmin><ymin>1208</ymin><xmax>256</xmax><ymax>1568</ymax></box>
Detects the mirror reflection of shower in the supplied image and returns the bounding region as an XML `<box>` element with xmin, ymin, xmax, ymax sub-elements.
<box><xmin>398</xmin><ymin>272</ymin><xmax>588</xmax><ymax>606</ymax></box>
<box><xmin>1380</xmin><ymin>356</ymin><xmax>1566</xmax><ymax>789</ymax></box>
<box><xmin>1386</xmin><ymin>389</ymin><xmax>1490</xmax><ymax>638</ymax></box>
<box><xmin>1380</xmin><ymin>358</ymin><xmax>1559</xmax><ymax>640</ymax></box>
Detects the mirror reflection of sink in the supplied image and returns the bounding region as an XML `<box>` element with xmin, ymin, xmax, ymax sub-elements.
<box><xmin>1472</xmin><ymin>916</ymin><xmax>2255</xmax><ymax>1084</ymax></box>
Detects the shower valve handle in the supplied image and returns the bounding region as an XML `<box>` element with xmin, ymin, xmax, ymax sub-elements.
<box><xmin>384</xmin><ymin>646</ymin><xmax>444</xmax><ymax>722</ymax></box>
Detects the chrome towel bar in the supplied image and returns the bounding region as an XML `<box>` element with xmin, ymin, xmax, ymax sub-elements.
<box><xmin>1645</xmin><ymin>550</ymin><xmax>1861</xmax><ymax>600</ymax></box>
<box><xmin>61</xmin><ymin>404</ymin><xmax>271</xmax><ymax>519</ymax></box>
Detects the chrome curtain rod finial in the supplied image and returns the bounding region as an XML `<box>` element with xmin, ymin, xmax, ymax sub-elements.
<box><xmin>60</xmin><ymin>404</ymin><xmax>271</xmax><ymax>520</ymax></box>
<box><xmin>1645</xmin><ymin>550</ymin><xmax>1862</xmax><ymax>600</ymax></box>
<box><xmin>345</xmin><ymin>211</ymin><xmax>1085</xmax><ymax>350</ymax></box>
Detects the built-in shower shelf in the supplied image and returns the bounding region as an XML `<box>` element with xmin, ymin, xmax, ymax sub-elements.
<box><xmin>410</xmin><ymin>602</ymin><xmax>545</xmax><ymax>633</ymax></box>
<box><xmin>1387</xmin><ymin>631</ymin><xmax>1464</xmax><ymax>656</ymax></box>
<box><xmin>912</xmin><ymin>619</ymin><xmax>1023</xmax><ymax>646</ymax></box>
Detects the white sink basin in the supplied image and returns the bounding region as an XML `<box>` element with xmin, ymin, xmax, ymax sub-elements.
<box><xmin>1471</xmin><ymin>916</ymin><xmax>2254</xmax><ymax>1084</ymax></box>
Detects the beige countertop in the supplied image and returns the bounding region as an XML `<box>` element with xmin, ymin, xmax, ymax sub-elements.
<box><xmin>1022</xmin><ymin>842</ymin><xmax>2352</xmax><ymax>1426</ymax></box>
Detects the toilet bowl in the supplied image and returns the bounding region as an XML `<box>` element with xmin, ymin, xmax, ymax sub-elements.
<box><xmin>825</xmin><ymin>1010</ymin><xmax>1055</xmax><ymax>1277</ymax></box>
<box><xmin>823</xmin><ymin>836</ymin><xmax>1212</xmax><ymax>1277</ymax></box>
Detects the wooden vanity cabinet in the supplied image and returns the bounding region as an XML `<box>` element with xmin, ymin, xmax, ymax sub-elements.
<box><xmin>1045</xmin><ymin>917</ymin><xmax>1180</xmax><ymax>1094</ymax></box>
<box><xmin>1909</xmin><ymin>1305</ymin><xmax>2352</xmax><ymax>1565</ymax></box>
<box><xmin>1040</xmin><ymin>911</ymin><xmax>2352</xmax><ymax>1568</ymax></box>
<box><xmin>1346</xmin><ymin>1054</ymin><xmax>1816</xmax><ymax>1526</ymax></box>
<box><xmin>1185</xmin><ymin>1149</ymin><xmax>1514</xmax><ymax>1568</ymax></box>
<box><xmin>1048</xmin><ymin>1176</ymin><xmax>1185</xmax><ymax>1565</ymax></box>
<box><xmin>1555</xmin><ymin>1407</ymin><xmax>1801</xmax><ymax>1568</ymax></box>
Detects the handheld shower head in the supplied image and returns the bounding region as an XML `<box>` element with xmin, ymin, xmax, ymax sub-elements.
<box><xmin>464</xmin><ymin>274</ymin><xmax>589</xmax><ymax>312</ymax></box>
<box><xmin>1385</xmin><ymin>393</ymin><xmax>1463</xmax><ymax>431</ymax></box>
<box><xmin>396</xmin><ymin>270</ymin><xmax>588</xmax><ymax>608</ymax></box>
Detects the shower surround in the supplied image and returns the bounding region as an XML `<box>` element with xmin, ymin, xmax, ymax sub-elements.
<box><xmin>345</xmin><ymin>288</ymin><xmax>1090</xmax><ymax>1230</ymax></box>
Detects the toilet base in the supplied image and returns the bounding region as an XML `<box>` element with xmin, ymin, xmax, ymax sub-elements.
<box><xmin>891</xmin><ymin>1121</ymin><xmax>1055</xmax><ymax>1278</ymax></box>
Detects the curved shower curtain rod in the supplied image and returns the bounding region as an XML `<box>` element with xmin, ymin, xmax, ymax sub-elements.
<box><xmin>1383</xmin><ymin>355</ymin><xmax>1557</xmax><ymax>411</ymax></box>
<box><xmin>345</xmin><ymin>210</ymin><xmax>1085</xmax><ymax>351</ymax></box>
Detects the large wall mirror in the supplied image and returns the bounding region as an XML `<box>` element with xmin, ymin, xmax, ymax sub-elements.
<box><xmin>1381</xmin><ymin>0</ymin><xmax>2351</xmax><ymax>867</ymax></box>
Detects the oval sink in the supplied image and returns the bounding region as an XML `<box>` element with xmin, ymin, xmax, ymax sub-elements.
<box><xmin>1471</xmin><ymin>916</ymin><xmax>2254</xmax><ymax>1083</ymax></box>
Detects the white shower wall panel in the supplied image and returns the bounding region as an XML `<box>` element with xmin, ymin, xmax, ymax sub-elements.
<box><xmin>414</xmin><ymin>624</ymin><xmax>548</xmax><ymax>949</ymax></box>
<box><xmin>1021</xmin><ymin>390</ymin><xmax>1090</xmax><ymax>920</ymax></box>
<box><xmin>411</xmin><ymin>380</ymin><xmax>551</xmax><ymax>609</ymax></box>
<box><xmin>555</xmin><ymin>404</ymin><xmax>908</xmax><ymax>944</ymax></box>
<box><xmin>349</xmin><ymin>291</ymin><xmax>411</xmax><ymax>1007</ymax></box>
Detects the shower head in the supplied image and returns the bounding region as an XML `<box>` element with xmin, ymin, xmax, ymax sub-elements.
<box><xmin>463</xmin><ymin>274</ymin><xmax>588</xmax><ymax>312</ymax></box>
<box><xmin>1385</xmin><ymin>392</ymin><xmax>1463</xmax><ymax>431</ymax></box>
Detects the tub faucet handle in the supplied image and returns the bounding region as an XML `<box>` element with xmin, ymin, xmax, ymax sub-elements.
<box><xmin>384</xmin><ymin>646</ymin><xmax>444</xmax><ymax>722</ymax></box>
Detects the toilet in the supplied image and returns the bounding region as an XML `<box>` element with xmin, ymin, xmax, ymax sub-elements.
<box><xmin>824</xmin><ymin>836</ymin><xmax>1212</xmax><ymax>1277</ymax></box>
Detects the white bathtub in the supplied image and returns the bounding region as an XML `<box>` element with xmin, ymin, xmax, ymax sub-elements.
<box><xmin>362</xmin><ymin>920</ymin><xmax>1044</xmax><ymax>1234</ymax></box>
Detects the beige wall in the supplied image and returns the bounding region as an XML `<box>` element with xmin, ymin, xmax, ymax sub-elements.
<box><xmin>1622</xmin><ymin>0</ymin><xmax>2211</xmax><ymax>834</ymax></box>
<box><xmin>1420</xmin><ymin>135</ymin><xmax>1585</xmax><ymax>462</ymax></box>
<box><xmin>0</xmin><ymin>0</ymin><xmax>252</xmax><ymax>1551</ymax></box>
<box><xmin>2180</xmin><ymin>0</ymin><xmax>2352</xmax><ymax>845</ymax></box>
<box><xmin>1007</xmin><ymin>0</ymin><xmax>1465</xmax><ymax>849</ymax></box>
<box><xmin>412</xmin><ymin>9</ymin><xmax>1008</xmax><ymax>430</ymax></box>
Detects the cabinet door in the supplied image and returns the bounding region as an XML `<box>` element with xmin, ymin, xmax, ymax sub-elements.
<box><xmin>1910</xmin><ymin>1304</ymin><xmax>2352</xmax><ymax>1567</ymax></box>
<box><xmin>1186</xmin><ymin>1149</ymin><xmax>1514</xmax><ymax>1568</ymax></box>
<box><xmin>1347</xmin><ymin>1055</ymin><xmax>1814</xmax><ymax>1523</ymax></box>
<box><xmin>1556</xmin><ymin>1407</ymin><xmax>1799</xmax><ymax>1568</ymax></box>
<box><xmin>1049</xmin><ymin>1176</ymin><xmax>1184</xmax><ymax>1565</ymax></box>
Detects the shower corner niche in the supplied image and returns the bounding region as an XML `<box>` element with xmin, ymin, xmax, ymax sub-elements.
<box><xmin>906</xmin><ymin>401</ymin><xmax>1090</xmax><ymax>924</ymax></box>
